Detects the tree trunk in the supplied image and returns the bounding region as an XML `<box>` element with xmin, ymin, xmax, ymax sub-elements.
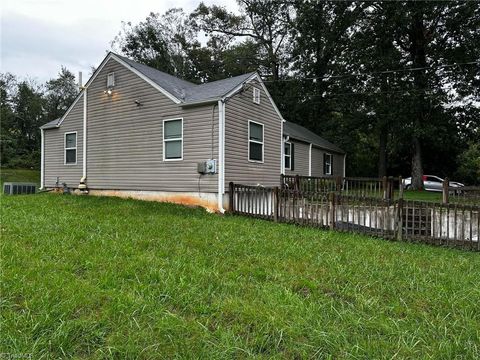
<box><xmin>409</xmin><ymin>6</ymin><xmax>428</xmax><ymax>190</ymax></box>
<box><xmin>411</xmin><ymin>136</ymin><xmax>424</xmax><ymax>189</ymax></box>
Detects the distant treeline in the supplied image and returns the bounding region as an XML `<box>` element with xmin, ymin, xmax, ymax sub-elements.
<box><xmin>1</xmin><ymin>68</ymin><xmax>78</xmax><ymax>169</ymax></box>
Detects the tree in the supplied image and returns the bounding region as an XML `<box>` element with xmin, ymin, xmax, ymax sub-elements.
<box><xmin>386</xmin><ymin>1</ymin><xmax>480</xmax><ymax>188</ymax></box>
<box><xmin>11</xmin><ymin>80</ymin><xmax>45</xmax><ymax>167</ymax></box>
<box><xmin>44</xmin><ymin>67</ymin><xmax>78</xmax><ymax>121</ymax></box>
<box><xmin>192</xmin><ymin>0</ymin><xmax>292</xmax><ymax>81</ymax></box>
<box><xmin>456</xmin><ymin>142</ymin><xmax>480</xmax><ymax>185</ymax></box>
<box><xmin>0</xmin><ymin>73</ymin><xmax>17</xmax><ymax>167</ymax></box>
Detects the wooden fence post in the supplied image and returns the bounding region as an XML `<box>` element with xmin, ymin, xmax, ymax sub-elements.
<box><xmin>388</xmin><ymin>177</ymin><xmax>394</xmax><ymax>200</ymax></box>
<box><xmin>398</xmin><ymin>176</ymin><xmax>403</xmax><ymax>200</ymax></box>
<box><xmin>382</xmin><ymin>176</ymin><xmax>389</xmax><ymax>200</ymax></box>
<box><xmin>229</xmin><ymin>182</ymin><xmax>235</xmax><ymax>213</ymax></box>
<box><xmin>295</xmin><ymin>174</ymin><xmax>300</xmax><ymax>192</ymax></box>
<box><xmin>336</xmin><ymin>176</ymin><xmax>343</xmax><ymax>192</ymax></box>
<box><xmin>280</xmin><ymin>174</ymin><xmax>284</xmax><ymax>190</ymax></box>
<box><xmin>273</xmin><ymin>186</ymin><xmax>279</xmax><ymax>222</ymax></box>
<box><xmin>329</xmin><ymin>192</ymin><xmax>336</xmax><ymax>230</ymax></box>
<box><xmin>442</xmin><ymin>178</ymin><xmax>449</xmax><ymax>204</ymax></box>
<box><xmin>397</xmin><ymin>197</ymin><xmax>404</xmax><ymax>241</ymax></box>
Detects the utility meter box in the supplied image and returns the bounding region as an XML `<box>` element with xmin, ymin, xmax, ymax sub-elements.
<box><xmin>197</xmin><ymin>159</ymin><xmax>217</xmax><ymax>174</ymax></box>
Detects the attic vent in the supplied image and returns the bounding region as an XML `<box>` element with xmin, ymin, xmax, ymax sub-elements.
<box><xmin>107</xmin><ymin>72</ymin><xmax>115</xmax><ymax>88</ymax></box>
<box><xmin>253</xmin><ymin>87</ymin><xmax>260</xmax><ymax>104</ymax></box>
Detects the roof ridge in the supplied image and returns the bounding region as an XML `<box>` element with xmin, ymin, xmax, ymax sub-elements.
<box><xmin>113</xmin><ymin>52</ymin><xmax>256</xmax><ymax>90</ymax></box>
<box><xmin>112</xmin><ymin>53</ymin><xmax>259</xmax><ymax>103</ymax></box>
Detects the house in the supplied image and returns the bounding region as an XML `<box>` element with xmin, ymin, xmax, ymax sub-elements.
<box><xmin>40</xmin><ymin>52</ymin><xmax>345</xmax><ymax>212</ymax></box>
<box><xmin>283</xmin><ymin>121</ymin><xmax>345</xmax><ymax>178</ymax></box>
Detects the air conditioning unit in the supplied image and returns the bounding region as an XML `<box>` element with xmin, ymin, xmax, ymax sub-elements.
<box><xmin>197</xmin><ymin>159</ymin><xmax>217</xmax><ymax>174</ymax></box>
<box><xmin>3</xmin><ymin>182</ymin><xmax>37</xmax><ymax>195</ymax></box>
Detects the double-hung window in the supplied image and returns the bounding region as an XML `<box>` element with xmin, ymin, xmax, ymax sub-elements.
<box><xmin>64</xmin><ymin>132</ymin><xmax>77</xmax><ymax>165</ymax></box>
<box><xmin>284</xmin><ymin>142</ymin><xmax>292</xmax><ymax>170</ymax></box>
<box><xmin>248</xmin><ymin>121</ymin><xmax>264</xmax><ymax>162</ymax></box>
<box><xmin>163</xmin><ymin>119</ymin><xmax>183</xmax><ymax>160</ymax></box>
<box><xmin>324</xmin><ymin>153</ymin><xmax>332</xmax><ymax>175</ymax></box>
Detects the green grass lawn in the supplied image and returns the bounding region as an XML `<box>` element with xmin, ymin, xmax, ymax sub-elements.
<box><xmin>0</xmin><ymin>168</ymin><xmax>40</xmax><ymax>187</ymax></box>
<box><xmin>402</xmin><ymin>190</ymin><xmax>443</xmax><ymax>202</ymax></box>
<box><xmin>2</xmin><ymin>194</ymin><xmax>479</xmax><ymax>359</ymax></box>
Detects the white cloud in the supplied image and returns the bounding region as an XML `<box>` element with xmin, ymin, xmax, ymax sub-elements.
<box><xmin>1</xmin><ymin>0</ymin><xmax>238</xmax><ymax>83</ymax></box>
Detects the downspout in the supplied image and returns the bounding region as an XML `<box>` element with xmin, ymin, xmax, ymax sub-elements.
<box><xmin>343</xmin><ymin>154</ymin><xmax>346</xmax><ymax>177</ymax></box>
<box><xmin>82</xmin><ymin>89</ymin><xmax>87</xmax><ymax>181</ymax></box>
<box><xmin>217</xmin><ymin>99</ymin><xmax>225</xmax><ymax>213</ymax></box>
<box><xmin>40</xmin><ymin>129</ymin><xmax>44</xmax><ymax>189</ymax></box>
<box><xmin>308</xmin><ymin>143</ymin><xmax>312</xmax><ymax>176</ymax></box>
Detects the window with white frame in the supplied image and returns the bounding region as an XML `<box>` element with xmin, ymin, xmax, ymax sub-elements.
<box><xmin>107</xmin><ymin>72</ymin><xmax>115</xmax><ymax>88</ymax></box>
<box><xmin>253</xmin><ymin>87</ymin><xmax>260</xmax><ymax>104</ymax></box>
<box><xmin>284</xmin><ymin>142</ymin><xmax>292</xmax><ymax>170</ymax></box>
<box><xmin>248</xmin><ymin>121</ymin><xmax>263</xmax><ymax>162</ymax></box>
<box><xmin>64</xmin><ymin>132</ymin><xmax>77</xmax><ymax>165</ymax></box>
<box><xmin>163</xmin><ymin>119</ymin><xmax>183</xmax><ymax>160</ymax></box>
<box><xmin>324</xmin><ymin>153</ymin><xmax>332</xmax><ymax>175</ymax></box>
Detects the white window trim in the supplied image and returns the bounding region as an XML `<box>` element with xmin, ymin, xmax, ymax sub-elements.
<box><xmin>248</xmin><ymin>120</ymin><xmax>264</xmax><ymax>163</ymax></box>
<box><xmin>325</xmin><ymin>153</ymin><xmax>332</xmax><ymax>175</ymax></box>
<box><xmin>163</xmin><ymin>118</ymin><xmax>183</xmax><ymax>161</ymax></box>
<box><xmin>253</xmin><ymin>87</ymin><xmax>261</xmax><ymax>104</ymax></box>
<box><xmin>284</xmin><ymin>141</ymin><xmax>292</xmax><ymax>170</ymax></box>
<box><xmin>64</xmin><ymin>131</ymin><xmax>77</xmax><ymax>166</ymax></box>
<box><xmin>107</xmin><ymin>72</ymin><xmax>115</xmax><ymax>88</ymax></box>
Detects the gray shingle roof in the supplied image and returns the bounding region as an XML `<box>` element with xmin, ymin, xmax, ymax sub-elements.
<box><xmin>117</xmin><ymin>55</ymin><xmax>196</xmax><ymax>101</ymax></box>
<box><xmin>40</xmin><ymin>118</ymin><xmax>61</xmax><ymax>130</ymax></box>
<box><xmin>185</xmin><ymin>72</ymin><xmax>256</xmax><ymax>102</ymax></box>
<box><xmin>284</xmin><ymin>121</ymin><xmax>344</xmax><ymax>154</ymax></box>
<box><xmin>117</xmin><ymin>54</ymin><xmax>256</xmax><ymax>103</ymax></box>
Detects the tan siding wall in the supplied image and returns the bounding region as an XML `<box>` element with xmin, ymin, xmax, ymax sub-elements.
<box><xmin>311</xmin><ymin>147</ymin><xmax>344</xmax><ymax>177</ymax></box>
<box><xmin>311</xmin><ymin>147</ymin><xmax>323</xmax><ymax>177</ymax></box>
<box><xmin>85</xmin><ymin>58</ymin><xmax>218</xmax><ymax>192</ymax></box>
<box><xmin>224</xmin><ymin>80</ymin><xmax>282</xmax><ymax>187</ymax></box>
<box><xmin>44</xmin><ymin>93</ymin><xmax>83</xmax><ymax>187</ymax></box>
<box><xmin>285</xmin><ymin>140</ymin><xmax>309</xmax><ymax>176</ymax></box>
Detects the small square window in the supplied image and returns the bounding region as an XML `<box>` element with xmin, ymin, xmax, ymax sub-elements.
<box><xmin>253</xmin><ymin>88</ymin><xmax>260</xmax><ymax>104</ymax></box>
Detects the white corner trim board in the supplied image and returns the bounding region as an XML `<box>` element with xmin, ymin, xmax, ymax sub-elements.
<box><xmin>40</xmin><ymin>129</ymin><xmax>44</xmax><ymax>189</ymax></box>
<box><xmin>83</xmin><ymin>88</ymin><xmax>87</xmax><ymax>179</ymax></box>
<box><xmin>308</xmin><ymin>143</ymin><xmax>312</xmax><ymax>176</ymax></box>
<box><xmin>217</xmin><ymin>99</ymin><xmax>225</xmax><ymax>213</ymax></box>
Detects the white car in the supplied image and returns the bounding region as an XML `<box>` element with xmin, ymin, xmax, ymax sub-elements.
<box><xmin>403</xmin><ymin>175</ymin><xmax>464</xmax><ymax>192</ymax></box>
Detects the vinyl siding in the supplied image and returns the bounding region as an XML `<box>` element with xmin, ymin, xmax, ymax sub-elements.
<box><xmin>284</xmin><ymin>139</ymin><xmax>309</xmax><ymax>176</ymax></box>
<box><xmin>224</xmin><ymin>80</ymin><xmax>282</xmax><ymax>187</ymax></box>
<box><xmin>311</xmin><ymin>147</ymin><xmax>344</xmax><ymax>177</ymax></box>
<box><xmin>85</xmin><ymin>58</ymin><xmax>219</xmax><ymax>192</ymax></box>
<box><xmin>44</xmin><ymin>93</ymin><xmax>83</xmax><ymax>187</ymax></box>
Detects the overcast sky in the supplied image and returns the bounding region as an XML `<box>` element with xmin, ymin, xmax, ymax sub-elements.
<box><xmin>1</xmin><ymin>0</ymin><xmax>238</xmax><ymax>84</ymax></box>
